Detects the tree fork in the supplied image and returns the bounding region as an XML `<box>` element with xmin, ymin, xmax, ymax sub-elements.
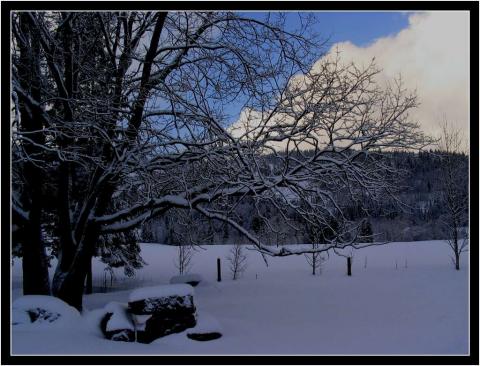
<box><xmin>52</xmin><ymin>225</ymin><xmax>100</xmax><ymax>311</ymax></box>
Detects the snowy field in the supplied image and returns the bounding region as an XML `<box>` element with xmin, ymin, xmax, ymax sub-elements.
<box><xmin>11</xmin><ymin>240</ymin><xmax>469</xmax><ymax>355</ymax></box>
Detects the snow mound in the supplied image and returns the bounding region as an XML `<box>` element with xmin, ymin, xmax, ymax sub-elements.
<box><xmin>189</xmin><ymin>312</ymin><xmax>222</xmax><ymax>334</ymax></box>
<box><xmin>103</xmin><ymin>302</ymin><xmax>134</xmax><ymax>332</ymax></box>
<box><xmin>82</xmin><ymin>309</ymin><xmax>107</xmax><ymax>337</ymax></box>
<box><xmin>12</xmin><ymin>295</ymin><xmax>81</xmax><ymax>329</ymax></box>
<box><xmin>186</xmin><ymin>312</ymin><xmax>222</xmax><ymax>341</ymax></box>
<box><xmin>129</xmin><ymin>284</ymin><xmax>194</xmax><ymax>302</ymax></box>
<box><xmin>12</xmin><ymin>309</ymin><xmax>31</xmax><ymax>325</ymax></box>
<box><xmin>169</xmin><ymin>273</ymin><xmax>203</xmax><ymax>287</ymax></box>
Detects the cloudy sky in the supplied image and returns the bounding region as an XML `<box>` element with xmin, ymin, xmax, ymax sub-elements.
<box><xmin>233</xmin><ymin>11</ymin><xmax>470</xmax><ymax>142</ymax></box>
<box><xmin>320</xmin><ymin>11</ymin><xmax>470</xmax><ymax>139</ymax></box>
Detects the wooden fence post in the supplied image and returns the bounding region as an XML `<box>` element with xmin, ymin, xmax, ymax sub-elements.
<box><xmin>217</xmin><ymin>258</ymin><xmax>222</xmax><ymax>282</ymax></box>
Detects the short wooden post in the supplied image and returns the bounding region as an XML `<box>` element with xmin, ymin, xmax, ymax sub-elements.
<box><xmin>217</xmin><ymin>258</ymin><xmax>222</xmax><ymax>282</ymax></box>
<box><xmin>347</xmin><ymin>257</ymin><xmax>352</xmax><ymax>276</ymax></box>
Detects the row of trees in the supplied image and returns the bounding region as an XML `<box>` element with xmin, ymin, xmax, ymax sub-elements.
<box><xmin>12</xmin><ymin>11</ymin><xmax>438</xmax><ymax>311</ymax></box>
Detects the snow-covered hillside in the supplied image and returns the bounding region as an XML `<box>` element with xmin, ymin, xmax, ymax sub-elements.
<box><xmin>11</xmin><ymin>241</ymin><xmax>469</xmax><ymax>355</ymax></box>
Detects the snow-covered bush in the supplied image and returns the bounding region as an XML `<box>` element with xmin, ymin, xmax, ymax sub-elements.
<box><xmin>12</xmin><ymin>295</ymin><xmax>81</xmax><ymax>329</ymax></box>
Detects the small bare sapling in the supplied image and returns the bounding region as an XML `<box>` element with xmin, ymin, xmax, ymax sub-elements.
<box><xmin>175</xmin><ymin>242</ymin><xmax>194</xmax><ymax>275</ymax></box>
<box><xmin>227</xmin><ymin>243</ymin><xmax>248</xmax><ymax>280</ymax></box>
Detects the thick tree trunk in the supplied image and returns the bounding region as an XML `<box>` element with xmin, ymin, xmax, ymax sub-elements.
<box><xmin>53</xmin><ymin>180</ymin><xmax>113</xmax><ymax>310</ymax></box>
<box><xmin>52</xmin><ymin>219</ymin><xmax>100</xmax><ymax>311</ymax></box>
<box><xmin>85</xmin><ymin>258</ymin><xmax>93</xmax><ymax>294</ymax></box>
<box><xmin>17</xmin><ymin>13</ymin><xmax>50</xmax><ymax>296</ymax></box>
<box><xmin>52</xmin><ymin>254</ymin><xmax>90</xmax><ymax>311</ymax></box>
<box><xmin>347</xmin><ymin>257</ymin><xmax>352</xmax><ymax>276</ymax></box>
<box><xmin>52</xmin><ymin>235</ymin><xmax>96</xmax><ymax>311</ymax></box>
<box><xmin>455</xmin><ymin>252</ymin><xmax>460</xmax><ymax>270</ymax></box>
<box><xmin>22</xmin><ymin>199</ymin><xmax>51</xmax><ymax>295</ymax></box>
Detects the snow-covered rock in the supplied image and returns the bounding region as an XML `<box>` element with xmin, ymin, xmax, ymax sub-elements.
<box><xmin>128</xmin><ymin>284</ymin><xmax>195</xmax><ymax>315</ymax></box>
<box><xmin>187</xmin><ymin>312</ymin><xmax>222</xmax><ymax>341</ymax></box>
<box><xmin>169</xmin><ymin>273</ymin><xmax>203</xmax><ymax>287</ymax></box>
<box><xmin>128</xmin><ymin>284</ymin><xmax>197</xmax><ymax>343</ymax></box>
<box><xmin>12</xmin><ymin>295</ymin><xmax>81</xmax><ymax>329</ymax></box>
<box><xmin>129</xmin><ymin>284</ymin><xmax>194</xmax><ymax>303</ymax></box>
<box><xmin>100</xmin><ymin>302</ymin><xmax>135</xmax><ymax>342</ymax></box>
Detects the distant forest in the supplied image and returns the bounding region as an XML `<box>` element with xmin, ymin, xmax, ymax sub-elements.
<box><xmin>143</xmin><ymin>150</ymin><xmax>469</xmax><ymax>245</ymax></box>
<box><xmin>12</xmin><ymin>150</ymin><xmax>469</xmax><ymax>267</ymax></box>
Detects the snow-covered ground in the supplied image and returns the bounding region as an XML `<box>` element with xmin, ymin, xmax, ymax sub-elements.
<box><xmin>11</xmin><ymin>240</ymin><xmax>469</xmax><ymax>355</ymax></box>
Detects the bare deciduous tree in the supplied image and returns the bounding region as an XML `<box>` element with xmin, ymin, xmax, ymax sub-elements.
<box><xmin>11</xmin><ymin>11</ymin><xmax>430</xmax><ymax>310</ymax></box>
<box><xmin>12</xmin><ymin>11</ymin><xmax>320</xmax><ymax>309</ymax></box>
<box><xmin>438</xmin><ymin>121</ymin><xmax>468</xmax><ymax>270</ymax></box>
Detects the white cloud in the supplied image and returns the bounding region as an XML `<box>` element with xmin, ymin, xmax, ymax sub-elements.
<box><xmin>230</xmin><ymin>11</ymin><xmax>470</xmax><ymax>147</ymax></box>
<box><xmin>319</xmin><ymin>11</ymin><xmax>469</xmax><ymax>140</ymax></box>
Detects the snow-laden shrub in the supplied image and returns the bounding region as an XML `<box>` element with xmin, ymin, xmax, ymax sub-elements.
<box><xmin>12</xmin><ymin>295</ymin><xmax>81</xmax><ymax>329</ymax></box>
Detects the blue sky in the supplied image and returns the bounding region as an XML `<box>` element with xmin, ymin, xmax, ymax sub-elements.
<box><xmin>246</xmin><ymin>11</ymin><xmax>412</xmax><ymax>47</ymax></box>
<box><xmin>303</xmin><ymin>12</ymin><xmax>411</xmax><ymax>46</ymax></box>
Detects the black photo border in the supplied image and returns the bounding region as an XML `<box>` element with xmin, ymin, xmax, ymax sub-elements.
<box><xmin>1</xmin><ymin>1</ymin><xmax>478</xmax><ymax>365</ymax></box>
